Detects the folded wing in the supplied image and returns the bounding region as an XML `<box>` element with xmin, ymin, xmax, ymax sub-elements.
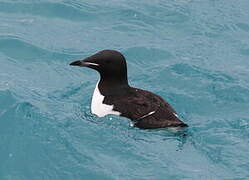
<box><xmin>104</xmin><ymin>88</ymin><xmax>187</xmax><ymax>129</ymax></box>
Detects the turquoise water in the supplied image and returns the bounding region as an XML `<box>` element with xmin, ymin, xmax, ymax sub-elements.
<box><xmin>1</xmin><ymin>0</ymin><xmax>249</xmax><ymax>179</ymax></box>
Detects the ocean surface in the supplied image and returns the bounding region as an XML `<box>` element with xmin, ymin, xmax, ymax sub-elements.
<box><xmin>1</xmin><ymin>0</ymin><xmax>249</xmax><ymax>179</ymax></box>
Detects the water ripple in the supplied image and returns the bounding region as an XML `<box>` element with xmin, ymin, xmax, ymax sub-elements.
<box><xmin>0</xmin><ymin>1</ymin><xmax>97</xmax><ymax>21</ymax></box>
<box><xmin>1</xmin><ymin>0</ymin><xmax>249</xmax><ymax>179</ymax></box>
<box><xmin>0</xmin><ymin>35</ymin><xmax>77</xmax><ymax>61</ymax></box>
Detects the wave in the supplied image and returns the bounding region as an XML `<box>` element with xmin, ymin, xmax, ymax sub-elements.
<box><xmin>0</xmin><ymin>35</ymin><xmax>78</xmax><ymax>61</ymax></box>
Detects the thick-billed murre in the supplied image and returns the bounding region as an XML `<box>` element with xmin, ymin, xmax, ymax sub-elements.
<box><xmin>70</xmin><ymin>50</ymin><xmax>188</xmax><ymax>129</ymax></box>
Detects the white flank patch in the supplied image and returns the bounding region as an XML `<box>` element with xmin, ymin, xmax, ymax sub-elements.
<box><xmin>91</xmin><ymin>81</ymin><xmax>121</xmax><ymax>117</ymax></box>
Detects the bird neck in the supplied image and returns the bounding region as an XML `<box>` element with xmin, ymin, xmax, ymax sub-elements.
<box><xmin>98</xmin><ymin>75</ymin><xmax>129</xmax><ymax>96</ymax></box>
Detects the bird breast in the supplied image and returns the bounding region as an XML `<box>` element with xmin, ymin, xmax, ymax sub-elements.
<box><xmin>91</xmin><ymin>81</ymin><xmax>121</xmax><ymax>117</ymax></box>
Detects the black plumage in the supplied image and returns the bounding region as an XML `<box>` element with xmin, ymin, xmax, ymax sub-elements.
<box><xmin>70</xmin><ymin>50</ymin><xmax>188</xmax><ymax>129</ymax></box>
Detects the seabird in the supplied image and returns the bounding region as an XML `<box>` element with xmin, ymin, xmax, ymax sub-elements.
<box><xmin>70</xmin><ymin>50</ymin><xmax>188</xmax><ymax>129</ymax></box>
